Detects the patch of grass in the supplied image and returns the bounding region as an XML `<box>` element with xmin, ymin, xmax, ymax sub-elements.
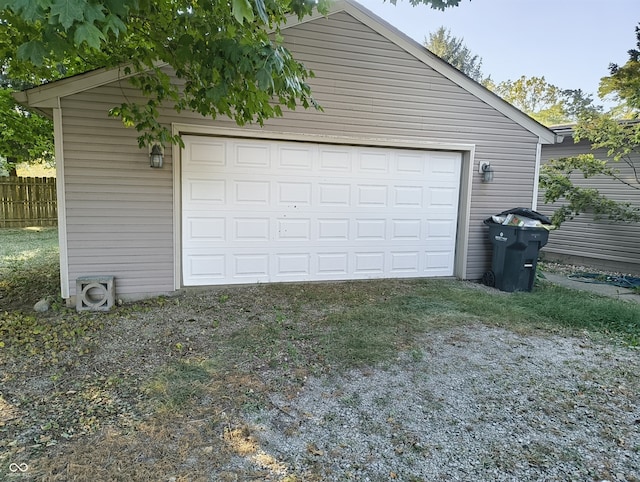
<box><xmin>0</xmin><ymin>227</ymin><xmax>58</xmax><ymax>259</ymax></box>
<box><xmin>513</xmin><ymin>283</ymin><xmax>639</xmax><ymax>339</ymax></box>
<box><xmin>228</xmin><ymin>306</ymin><xmax>314</xmax><ymax>370</ymax></box>
<box><xmin>227</xmin><ymin>279</ymin><xmax>640</xmax><ymax>372</ymax></box>
<box><xmin>412</xmin><ymin>280</ymin><xmax>640</xmax><ymax>344</ymax></box>
<box><xmin>316</xmin><ymin>293</ymin><xmax>481</xmax><ymax>368</ymax></box>
<box><xmin>144</xmin><ymin>359</ymin><xmax>216</xmax><ymax>412</ymax></box>
<box><xmin>0</xmin><ymin>227</ymin><xmax>60</xmax><ymax>309</ymax></box>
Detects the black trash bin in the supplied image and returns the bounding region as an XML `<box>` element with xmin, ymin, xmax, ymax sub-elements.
<box><xmin>483</xmin><ymin>218</ymin><xmax>550</xmax><ymax>292</ymax></box>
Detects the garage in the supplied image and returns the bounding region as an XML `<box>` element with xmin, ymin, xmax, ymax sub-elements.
<box><xmin>181</xmin><ymin>135</ymin><xmax>462</xmax><ymax>286</ymax></box>
<box><xmin>15</xmin><ymin>0</ymin><xmax>559</xmax><ymax>301</ymax></box>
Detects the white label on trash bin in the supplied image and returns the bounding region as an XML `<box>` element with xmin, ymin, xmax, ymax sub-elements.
<box><xmin>494</xmin><ymin>231</ymin><xmax>508</xmax><ymax>242</ymax></box>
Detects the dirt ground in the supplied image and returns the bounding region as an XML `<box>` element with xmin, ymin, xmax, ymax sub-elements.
<box><xmin>1</xmin><ymin>279</ymin><xmax>639</xmax><ymax>481</ymax></box>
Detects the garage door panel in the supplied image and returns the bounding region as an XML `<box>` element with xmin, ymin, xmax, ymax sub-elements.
<box><xmin>354</xmin><ymin>252</ymin><xmax>385</xmax><ymax>274</ymax></box>
<box><xmin>317</xmin><ymin>218</ymin><xmax>350</xmax><ymax>240</ymax></box>
<box><xmin>424</xmin><ymin>250</ymin><xmax>455</xmax><ymax>275</ymax></box>
<box><xmin>317</xmin><ymin>252</ymin><xmax>349</xmax><ymax>275</ymax></box>
<box><xmin>234</xmin><ymin>218</ymin><xmax>270</xmax><ymax>241</ymax></box>
<box><xmin>277</xmin><ymin>145</ymin><xmax>314</xmax><ymax>170</ymax></box>
<box><xmin>395</xmin><ymin>152</ymin><xmax>425</xmax><ymax>174</ymax></box>
<box><xmin>358</xmin><ymin>150</ymin><xmax>391</xmax><ymax>173</ymax></box>
<box><xmin>393</xmin><ymin>185</ymin><xmax>423</xmax><ymax>208</ymax></box>
<box><xmin>186</xmin><ymin>179</ymin><xmax>226</xmax><ymax>204</ymax></box>
<box><xmin>319</xmin><ymin>147</ymin><xmax>353</xmax><ymax>172</ymax></box>
<box><xmin>390</xmin><ymin>251</ymin><xmax>420</xmax><ymax>273</ymax></box>
<box><xmin>186</xmin><ymin>216</ymin><xmax>226</xmax><ymax>241</ymax></box>
<box><xmin>277</xmin><ymin>182</ymin><xmax>313</xmax><ymax>206</ymax></box>
<box><xmin>276</xmin><ymin>253</ymin><xmax>311</xmax><ymax>277</ymax></box>
<box><xmin>184</xmin><ymin>213</ymin><xmax>456</xmax><ymax>247</ymax></box>
<box><xmin>234</xmin><ymin>180</ymin><xmax>270</xmax><ymax>205</ymax></box>
<box><xmin>427</xmin><ymin>187</ymin><xmax>459</xmax><ymax>207</ymax></box>
<box><xmin>391</xmin><ymin>219</ymin><xmax>421</xmax><ymax>240</ymax></box>
<box><xmin>355</xmin><ymin>219</ymin><xmax>386</xmax><ymax>240</ymax></box>
<box><xmin>428</xmin><ymin>152</ymin><xmax>461</xmax><ymax>176</ymax></box>
<box><xmin>356</xmin><ymin>184</ymin><xmax>388</xmax><ymax>207</ymax></box>
<box><xmin>318</xmin><ymin>183</ymin><xmax>351</xmax><ymax>206</ymax></box>
<box><xmin>182</xmin><ymin>136</ymin><xmax>461</xmax><ymax>286</ymax></box>
<box><xmin>276</xmin><ymin>218</ymin><xmax>312</xmax><ymax>240</ymax></box>
<box><xmin>187</xmin><ymin>140</ymin><xmax>226</xmax><ymax>167</ymax></box>
<box><xmin>425</xmin><ymin>219</ymin><xmax>457</xmax><ymax>240</ymax></box>
<box><xmin>233</xmin><ymin>142</ymin><xmax>271</xmax><ymax>168</ymax></box>
<box><xmin>186</xmin><ymin>254</ymin><xmax>225</xmax><ymax>280</ymax></box>
<box><xmin>234</xmin><ymin>254</ymin><xmax>270</xmax><ymax>279</ymax></box>
<box><xmin>182</xmin><ymin>248</ymin><xmax>458</xmax><ymax>285</ymax></box>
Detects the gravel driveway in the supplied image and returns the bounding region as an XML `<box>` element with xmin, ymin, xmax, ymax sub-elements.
<box><xmin>235</xmin><ymin>326</ymin><xmax>639</xmax><ymax>481</ymax></box>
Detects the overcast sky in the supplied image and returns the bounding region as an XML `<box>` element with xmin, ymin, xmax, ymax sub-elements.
<box><xmin>356</xmin><ymin>0</ymin><xmax>639</xmax><ymax>106</ymax></box>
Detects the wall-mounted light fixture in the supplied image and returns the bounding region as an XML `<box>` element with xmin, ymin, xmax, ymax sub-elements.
<box><xmin>149</xmin><ymin>144</ymin><xmax>164</xmax><ymax>169</ymax></box>
<box><xmin>479</xmin><ymin>161</ymin><xmax>494</xmax><ymax>183</ymax></box>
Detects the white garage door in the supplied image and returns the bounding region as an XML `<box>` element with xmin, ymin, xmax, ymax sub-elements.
<box><xmin>181</xmin><ymin>136</ymin><xmax>461</xmax><ymax>286</ymax></box>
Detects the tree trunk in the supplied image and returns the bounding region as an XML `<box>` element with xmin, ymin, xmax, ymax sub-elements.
<box><xmin>7</xmin><ymin>156</ymin><xmax>18</xmax><ymax>177</ymax></box>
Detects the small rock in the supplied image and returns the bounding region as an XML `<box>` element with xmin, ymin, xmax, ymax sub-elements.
<box><xmin>34</xmin><ymin>298</ymin><xmax>50</xmax><ymax>312</ymax></box>
<box><xmin>202</xmin><ymin>446</ymin><xmax>213</xmax><ymax>454</ymax></box>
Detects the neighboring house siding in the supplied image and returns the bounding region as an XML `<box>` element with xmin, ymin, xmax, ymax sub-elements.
<box><xmin>538</xmin><ymin>137</ymin><xmax>640</xmax><ymax>274</ymax></box>
<box><xmin>61</xmin><ymin>11</ymin><xmax>541</xmax><ymax>297</ymax></box>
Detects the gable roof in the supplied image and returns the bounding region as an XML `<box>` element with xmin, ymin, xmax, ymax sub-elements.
<box><xmin>14</xmin><ymin>0</ymin><xmax>559</xmax><ymax>144</ymax></box>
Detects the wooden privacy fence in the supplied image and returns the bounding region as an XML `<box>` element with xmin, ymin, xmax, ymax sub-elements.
<box><xmin>0</xmin><ymin>177</ymin><xmax>57</xmax><ymax>228</ymax></box>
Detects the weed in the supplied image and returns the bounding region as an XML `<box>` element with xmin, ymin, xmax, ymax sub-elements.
<box><xmin>409</xmin><ymin>348</ymin><xmax>424</xmax><ymax>362</ymax></box>
<box><xmin>340</xmin><ymin>392</ymin><xmax>361</xmax><ymax>407</ymax></box>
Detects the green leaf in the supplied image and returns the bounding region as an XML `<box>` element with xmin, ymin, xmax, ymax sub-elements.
<box><xmin>6</xmin><ymin>0</ymin><xmax>46</xmax><ymax>22</ymax></box>
<box><xmin>50</xmin><ymin>0</ymin><xmax>86</xmax><ymax>30</ymax></box>
<box><xmin>73</xmin><ymin>22</ymin><xmax>106</xmax><ymax>49</ymax></box>
<box><xmin>103</xmin><ymin>13</ymin><xmax>127</xmax><ymax>37</ymax></box>
<box><xmin>231</xmin><ymin>0</ymin><xmax>254</xmax><ymax>24</ymax></box>
<box><xmin>103</xmin><ymin>0</ymin><xmax>132</xmax><ymax>17</ymax></box>
<box><xmin>82</xmin><ymin>2</ymin><xmax>106</xmax><ymax>24</ymax></box>
<box><xmin>17</xmin><ymin>40</ymin><xmax>47</xmax><ymax>65</ymax></box>
<box><xmin>256</xmin><ymin>68</ymin><xmax>273</xmax><ymax>91</ymax></box>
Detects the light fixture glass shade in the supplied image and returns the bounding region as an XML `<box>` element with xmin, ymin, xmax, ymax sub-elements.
<box><xmin>150</xmin><ymin>144</ymin><xmax>164</xmax><ymax>168</ymax></box>
<box><xmin>481</xmin><ymin>163</ymin><xmax>494</xmax><ymax>182</ymax></box>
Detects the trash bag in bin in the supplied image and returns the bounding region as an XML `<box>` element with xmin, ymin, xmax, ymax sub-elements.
<box><xmin>482</xmin><ymin>208</ymin><xmax>552</xmax><ymax>292</ymax></box>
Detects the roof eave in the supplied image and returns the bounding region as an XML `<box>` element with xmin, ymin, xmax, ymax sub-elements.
<box><xmin>14</xmin><ymin>62</ymin><xmax>167</xmax><ymax>109</ymax></box>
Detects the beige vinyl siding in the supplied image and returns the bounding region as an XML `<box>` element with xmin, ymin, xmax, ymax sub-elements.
<box><xmin>538</xmin><ymin>137</ymin><xmax>640</xmax><ymax>274</ymax></box>
<box><xmin>61</xmin><ymin>95</ymin><xmax>175</xmax><ymax>298</ymax></box>
<box><xmin>61</xmin><ymin>10</ymin><xmax>542</xmax><ymax>297</ymax></box>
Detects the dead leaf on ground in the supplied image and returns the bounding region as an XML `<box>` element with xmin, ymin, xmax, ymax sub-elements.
<box><xmin>306</xmin><ymin>443</ymin><xmax>324</xmax><ymax>456</ymax></box>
